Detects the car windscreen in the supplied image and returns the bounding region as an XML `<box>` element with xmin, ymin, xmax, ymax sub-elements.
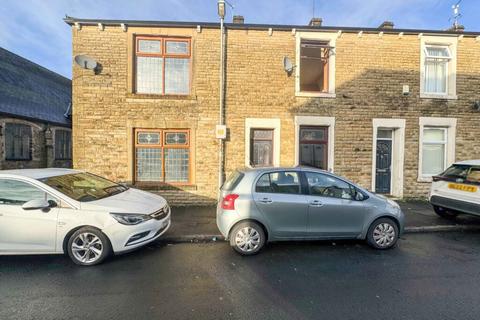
<box><xmin>222</xmin><ymin>170</ymin><xmax>245</xmax><ymax>191</ymax></box>
<box><xmin>439</xmin><ymin>165</ymin><xmax>470</xmax><ymax>180</ymax></box>
<box><xmin>40</xmin><ymin>173</ymin><xmax>128</xmax><ymax>202</ymax></box>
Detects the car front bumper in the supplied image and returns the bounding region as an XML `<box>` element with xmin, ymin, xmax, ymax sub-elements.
<box><xmin>104</xmin><ymin>214</ymin><xmax>171</xmax><ymax>254</ymax></box>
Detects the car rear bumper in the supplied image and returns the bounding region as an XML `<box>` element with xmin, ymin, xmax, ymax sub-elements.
<box><xmin>430</xmin><ymin>195</ymin><xmax>480</xmax><ymax>216</ymax></box>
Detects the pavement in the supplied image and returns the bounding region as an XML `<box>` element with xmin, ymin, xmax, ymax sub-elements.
<box><xmin>2</xmin><ymin>232</ymin><xmax>480</xmax><ymax>320</ymax></box>
<box><xmin>163</xmin><ymin>201</ymin><xmax>480</xmax><ymax>243</ymax></box>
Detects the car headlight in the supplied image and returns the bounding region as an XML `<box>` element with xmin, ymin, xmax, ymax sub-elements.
<box><xmin>110</xmin><ymin>213</ymin><xmax>151</xmax><ymax>225</ymax></box>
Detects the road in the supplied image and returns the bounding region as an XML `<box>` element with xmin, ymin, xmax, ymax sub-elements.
<box><xmin>1</xmin><ymin>232</ymin><xmax>480</xmax><ymax>320</ymax></box>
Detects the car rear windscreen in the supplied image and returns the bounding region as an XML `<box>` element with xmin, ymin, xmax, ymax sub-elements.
<box><xmin>222</xmin><ymin>171</ymin><xmax>244</xmax><ymax>191</ymax></box>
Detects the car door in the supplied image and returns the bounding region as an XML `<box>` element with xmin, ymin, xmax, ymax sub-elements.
<box><xmin>0</xmin><ymin>179</ymin><xmax>59</xmax><ymax>253</ymax></box>
<box><xmin>304</xmin><ymin>171</ymin><xmax>367</xmax><ymax>238</ymax></box>
<box><xmin>253</xmin><ymin>171</ymin><xmax>308</xmax><ymax>238</ymax></box>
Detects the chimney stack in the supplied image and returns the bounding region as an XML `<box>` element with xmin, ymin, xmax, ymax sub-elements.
<box><xmin>309</xmin><ymin>18</ymin><xmax>323</xmax><ymax>27</ymax></box>
<box><xmin>448</xmin><ymin>24</ymin><xmax>465</xmax><ymax>32</ymax></box>
<box><xmin>232</xmin><ymin>15</ymin><xmax>244</xmax><ymax>24</ymax></box>
<box><xmin>378</xmin><ymin>21</ymin><xmax>394</xmax><ymax>29</ymax></box>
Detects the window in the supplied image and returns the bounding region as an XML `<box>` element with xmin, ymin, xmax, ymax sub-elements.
<box><xmin>421</xmin><ymin>128</ymin><xmax>447</xmax><ymax>176</ymax></box>
<box><xmin>420</xmin><ymin>36</ymin><xmax>457</xmax><ymax>99</ymax></box>
<box><xmin>250</xmin><ymin>129</ymin><xmax>274</xmax><ymax>167</ymax></box>
<box><xmin>467</xmin><ymin>167</ymin><xmax>480</xmax><ymax>184</ymax></box>
<box><xmin>255</xmin><ymin>171</ymin><xmax>301</xmax><ymax>194</ymax></box>
<box><xmin>423</xmin><ymin>46</ymin><xmax>451</xmax><ymax>94</ymax></box>
<box><xmin>41</xmin><ymin>173</ymin><xmax>128</xmax><ymax>202</ymax></box>
<box><xmin>299</xmin><ymin>126</ymin><xmax>328</xmax><ymax>169</ymax></box>
<box><xmin>135</xmin><ymin>36</ymin><xmax>191</xmax><ymax>95</ymax></box>
<box><xmin>305</xmin><ymin>172</ymin><xmax>355</xmax><ymax>200</ymax></box>
<box><xmin>0</xmin><ymin>179</ymin><xmax>48</xmax><ymax>205</ymax></box>
<box><xmin>134</xmin><ymin>129</ymin><xmax>190</xmax><ymax>183</ymax></box>
<box><xmin>55</xmin><ymin>129</ymin><xmax>72</xmax><ymax>160</ymax></box>
<box><xmin>4</xmin><ymin>123</ymin><xmax>31</xmax><ymax>160</ymax></box>
<box><xmin>299</xmin><ymin>40</ymin><xmax>331</xmax><ymax>93</ymax></box>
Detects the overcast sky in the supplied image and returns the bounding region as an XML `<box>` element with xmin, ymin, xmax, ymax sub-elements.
<box><xmin>1</xmin><ymin>0</ymin><xmax>478</xmax><ymax>79</ymax></box>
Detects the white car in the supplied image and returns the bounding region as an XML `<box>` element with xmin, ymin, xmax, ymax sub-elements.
<box><xmin>429</xmin><ymin>160</ymin><xmax>480</xmax><ymax>218</ymax></box>
<box><xmin>0</xmin><ymin>168</ymin><xmax>171</xmax><ymax>266</ymax></box>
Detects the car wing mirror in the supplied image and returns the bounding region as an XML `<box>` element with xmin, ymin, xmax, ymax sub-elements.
<box><xmin>22</xmin><ymin>199</ymin><xmax>51</xmax><ymax>211</ymax></box>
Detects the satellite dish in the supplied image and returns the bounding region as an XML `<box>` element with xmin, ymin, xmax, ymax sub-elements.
<box><xmin>283</xmin><ymin>56</ymin><xmax>294</xmax><ymax>74</ymax></box>
<box><xmin>74</xmin><ymin>55</ymin><xmax>98</xmax><ymax>70</ymax></box>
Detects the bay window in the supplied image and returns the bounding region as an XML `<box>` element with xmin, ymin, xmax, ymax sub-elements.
<box><xmin>135</xmin><ymin>36</ymin><xmax>191</xmax><ymax>95</ymax></box>
<box><xmin>134</xmin><ymin>129</ymin><xmax>190</xmax><ymax>183</ymax></box>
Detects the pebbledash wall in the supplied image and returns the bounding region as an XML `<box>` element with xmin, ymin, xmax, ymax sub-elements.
<box><xmin>66</xmin><ymin>17</ymin><xmax>480</xmax><ymax>205</ymax></box>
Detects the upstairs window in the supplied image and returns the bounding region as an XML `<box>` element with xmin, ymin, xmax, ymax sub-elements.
<box><xmin>55</xmin><ymin>129</ymin><xmax>72</xmax><ymax>160</ymax></box>
<box><xmin>135</xmin><ymin>37</ymin><xmax>191</xmax><ymax>95</ymax></box>
<box><xmin>423</xmin><ymin>46</ymin><xmax>451</xmax><ymax>95</ymax></box>
<box><xmin>299</xmin><ymin>40</ymin><xmax>331</xmax><ymax>93</ymax></box>
<box><xmin>4</xmin><ymin>123</ymin><xmax>31</xmax><ymax>161</ymax></box>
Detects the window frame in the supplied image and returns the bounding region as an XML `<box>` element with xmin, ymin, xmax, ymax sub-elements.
<box><xmin>133</xmin><ymin>128</ymin><xmax>191</xmax><ymax>185</ymax></box>
<box><xmin>419</xmin><ymin>36</ymin><xmax>457</xmax><ymax>100</ymax></box>
<box><xmin>54</xmin><ymin>129</ymin><xmax>72</xmax><ymax>160</ymax></box>
<box><xmin>4</xmin><ymin>122</ymin><xmax>32</xmax><ymax>161</ymax></box>
<box><xmin>134</xmin><ymin>35</ymin><xmax>192</xmax><ymax>96</ymax></box>
<box><xmin>421</xmin><ymin>127</ymin><xmax>447</xmax><ymax>176</ymax></box>
<box><xmin>299</xmin><ymin>40</ymin><xmax>330</xmax><ymax>94</ymax></box>
<box><xmin>298</xmin><ymin>125</ymin><xmax>329</xmax><ymax>170</ymax></box>
<box><xmin>250</xmin><ymin>128</ymin><xmax>274</xmax><ymax>168</ymax></box>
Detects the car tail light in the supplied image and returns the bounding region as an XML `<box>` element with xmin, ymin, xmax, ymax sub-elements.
<box><xmin>221</xmin><ymin>194</ymin><xmax>239</xmax><ymax>210</ymax></box>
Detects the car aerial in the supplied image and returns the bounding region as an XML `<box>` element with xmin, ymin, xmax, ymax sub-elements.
<box><xmin>430</xmin><ymin>160</ymin><xmax>480</xmax><ymax>219</ymax></box>
<box><xmin>217</xmin><ymin>167</ymin><xmax>404</xmax><ymax>255</ymax></box>
<box><xmin>0</xmin><ymin>168</ymin><xmax>171</xmax><ymax>266</ymax></box>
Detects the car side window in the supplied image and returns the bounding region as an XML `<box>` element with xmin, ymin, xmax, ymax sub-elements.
<box><xmin>0</xmin><ymin>179</ymin><xmax>50</xmax><ymax>205</ymax></box>
<box><xmin>467</xmin><ymin>167</ymin><xmax>480</xmax><ymax>184</ymax></box>
<box><xmin>305</xmin><ymin>172</ymin><xmax>355</xmax><ymax>200</ymax></box>
<box><xmin>255</xmin><ymin>171</ymin><xmax>301</xmax><ymax>194</ymax></box>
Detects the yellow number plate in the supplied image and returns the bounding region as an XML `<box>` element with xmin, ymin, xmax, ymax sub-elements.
<box><xmin>448</xmin><ymin>183</ymin><xmax>477</xmax><ymax>193</ymax></box>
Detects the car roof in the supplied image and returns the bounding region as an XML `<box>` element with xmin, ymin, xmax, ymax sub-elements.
<box><xmin>0</xmin><ymin>168</ymin><xmax>82</xmax><ymax>179</ymax></box>
<box><xmin>237</xmin><ymin>166</ymin><xmax>330</xmax><ymax>174</ymax></box>
<box><xmin>453</xmin><ymin>159</ymin><xmax>480</xmax><ymax>166</ymax></box>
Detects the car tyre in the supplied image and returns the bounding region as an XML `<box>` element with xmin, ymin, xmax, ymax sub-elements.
<box><xmin>433</xmin><ymin>205</ymin><xmax>458</xmax><ymax>219</ymax></box>
<box><xmin>67</xmin><ymin>227</ymin><xmax>111</xmax><ymax>266</ymax></box>
<box><xmin>230</xmin><ymin>221</ymin><xmax>266</xmax><ymax>256</ymax></box>
<box><xmin>366</xmin><ymin>218</ymin><xmax>399</xmax><ymax>250</ymax></box>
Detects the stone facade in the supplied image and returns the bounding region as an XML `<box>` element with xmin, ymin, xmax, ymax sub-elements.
<box><xmin>0</xmin><ymin>117</ymin><xmax>72</xmax><ymax>170</ymax></box>
<box><xmin>69</xmin><ymin>20</ymin><xmax>480</xmax><ymax>205</ymax></box>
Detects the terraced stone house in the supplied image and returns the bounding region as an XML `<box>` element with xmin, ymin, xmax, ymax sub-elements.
<box><xmin>65</xmin><ymin>16</ymin><xmax>480</xmax><ymax>205</ymax></box>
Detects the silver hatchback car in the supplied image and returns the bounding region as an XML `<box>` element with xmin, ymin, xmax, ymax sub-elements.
<box><xmin>217</xmin><ymin>167</ymin><xmax>404</xmax><ymax>255</ymax></box>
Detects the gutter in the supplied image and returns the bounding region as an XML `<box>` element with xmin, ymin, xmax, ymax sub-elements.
<box><xmin>63</xmin><ymin>16</ymin><xmax>480</xmax><ymax>37</ymax></box>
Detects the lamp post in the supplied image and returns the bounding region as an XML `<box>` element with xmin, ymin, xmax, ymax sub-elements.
<box><xmin>217</xmin><ymin>0</ymin><xmax>226</xmax><ymax>191</ymax></box>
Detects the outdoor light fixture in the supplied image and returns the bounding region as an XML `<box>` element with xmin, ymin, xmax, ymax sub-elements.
<box><xmin>217</xmin><ymin>0</ymin><xmax>225</xmax><ymax>19</ymax></box>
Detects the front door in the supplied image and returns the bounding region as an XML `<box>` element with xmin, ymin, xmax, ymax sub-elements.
<box><xmin>375</xmin><ymin>130</ymin><xmax>393</xmax><ymax>194</ymax></box>
<box><xmin>304</xmin><ymin>171</ymin><xmax>366</xmax><ymax>237</ymax></box>
<box><xmin>253</xmin><ymin>171</ymin><xmax>308</xmax><ymax>238</ymax></box>
<box><xmin>299</xmin><ymin>126</ymin><xmax>328</xmax><ymax>169</ymax></box>
<box><xmin>0</xmin><ymin>179</ymin><xmax>59</xmax><ymax>253</ymax></box>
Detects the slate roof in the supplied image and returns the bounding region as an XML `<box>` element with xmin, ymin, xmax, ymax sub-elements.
<box><xmin>0</xmin><ymin>47</ymin><xmax>71</xmax><ymax>127</ymax></box>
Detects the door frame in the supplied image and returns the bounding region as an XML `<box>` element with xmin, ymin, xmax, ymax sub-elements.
<box><xmin>371</xmin><ymin>119</ymin><xmax>406</xmax><ymax>198</ymax></box>
<box><xmin>294</xmin><ymin>116</ymin><xmax>335</xmax><ymax>172</ymax></box>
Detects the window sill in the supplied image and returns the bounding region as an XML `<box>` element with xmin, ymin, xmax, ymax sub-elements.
<box><xmin>296</xmin><ymin>92</ymin><xmax>336</xmax><ymax>98</ymax></box>
<box><xmin>126</xmin><ymin>93</ymin><xmax>197</xmax><ymax>101</ymax></box>
<box><xmin>133</xmin><ymin>182</ymin><xmax>197</xmax><ymax>191</ymax></box>
<box><xmin>420</xmin><ymin>93</ymin><xmax>457</xmax><ymax>100</ymax></box>
<box><xmin>417</xmin><ymin>176</ymin><xmax>433</xmax><ymax>183</ymax></box>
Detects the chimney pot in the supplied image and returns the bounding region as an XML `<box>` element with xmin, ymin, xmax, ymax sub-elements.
<box><xmin>379</xmin><ymin>21</ymin><xmax>394</xmax><ymax>29</ymax></box>
<box><xmin>309</xmin><ymin>18</ymin><xmax>322</xmax><ymax>27</ymax></box>
<box><xmin>233</xmin><ymin>15</ymin><xmax>244</xmax><ymax>24</ymax></box>
<box><xmin>448</xmin><ymin>24</ymin><xmax>465</xmax><ymax>32</ymax></box>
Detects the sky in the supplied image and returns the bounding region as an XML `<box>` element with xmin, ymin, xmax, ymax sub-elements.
<box><xmin>1</xmin><ymin>0</ymin><xmax>479</xmax><ymax>79</ymax></box>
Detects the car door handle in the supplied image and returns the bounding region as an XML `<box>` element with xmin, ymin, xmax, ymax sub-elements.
<box><xmin>309</xmin><ymin>200</ymin><xmax>324</xmax><ymax>207</ymax></box>
<box><xmin>258</xmin><ymin>198</ymin><xmax>273</xmax><ymax>204</ymax></box>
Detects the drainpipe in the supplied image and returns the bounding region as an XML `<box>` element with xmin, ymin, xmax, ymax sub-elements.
<box><xmin>218</xmin><ymin>0</ymin><xmax>226</xmax><ymax>191</ymax></box>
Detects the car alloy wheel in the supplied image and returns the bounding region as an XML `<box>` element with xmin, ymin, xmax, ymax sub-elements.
<box><xmin>372</xmin><ymin>223</ymin><xmax>396</xmax><ymax>248</ymax></box>
<box><xmin>235</xmin><ymin>227</ymin><xmax>261</xmax><ymax>252</ymax></box>
<box><xmin>71</xmin><ymin>232</ymin><xmax>104</xmax><ymax>264</ymax></box>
